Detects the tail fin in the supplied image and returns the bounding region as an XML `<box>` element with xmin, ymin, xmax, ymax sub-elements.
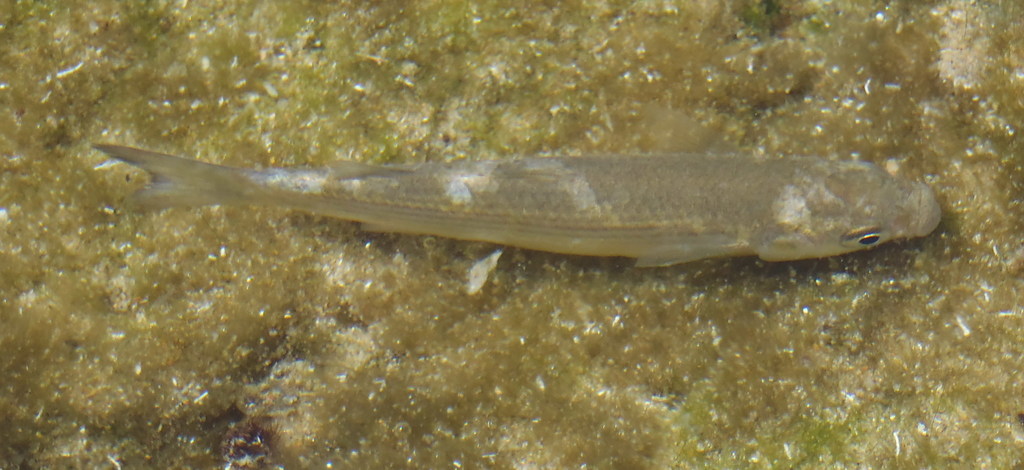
<box><xmin>93</xmin><ymin>144</ymin><xmax>253</xmax><ymax>209</ymax></box>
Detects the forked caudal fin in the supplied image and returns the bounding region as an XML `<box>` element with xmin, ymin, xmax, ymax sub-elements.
<box><xmin>93</xmin><ymin>144</ymin><xmax>254</xmax><ymax>209</ymax></box>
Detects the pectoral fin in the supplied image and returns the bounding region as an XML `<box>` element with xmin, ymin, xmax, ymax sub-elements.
<box><xmin>634</xmin><ymin>235</ymin><xmax>749</xmax><ymax>267</ymax></box>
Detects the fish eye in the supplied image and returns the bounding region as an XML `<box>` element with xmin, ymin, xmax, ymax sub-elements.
<box><xmin>841</xmin><ymin>227</ymin><xmax>883</xmax><ymax>247</ymax></box>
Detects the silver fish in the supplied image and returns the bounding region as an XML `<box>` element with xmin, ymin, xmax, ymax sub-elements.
<box><xmin>93</xmin><ymin>144</ymin><xmax>940</xmax><ymax>267</ymax></box>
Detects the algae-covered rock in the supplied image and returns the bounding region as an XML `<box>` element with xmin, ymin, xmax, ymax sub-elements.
<box><xmin>2</xmin><ymin>1</ymin><xmax>1023</xmax><ymax>468</ymax></box>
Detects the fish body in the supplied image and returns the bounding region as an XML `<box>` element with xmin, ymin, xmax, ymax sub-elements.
<box><xmin>93</xmin><ymin>144</ymin><xmax>940</xmax><ymax>266</ymax></box>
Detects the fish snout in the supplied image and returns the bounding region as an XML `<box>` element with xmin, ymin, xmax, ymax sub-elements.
<box><xmin>908</xmin><ymin>181</ymin><xmax>941</xmax><ymax>237</ymax></box>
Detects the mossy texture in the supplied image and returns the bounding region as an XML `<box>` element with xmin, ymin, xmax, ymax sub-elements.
<box><xmin>2</xmin><ymin>0</ymin><xmax>1023</xmax><ymax>468</ymax></box>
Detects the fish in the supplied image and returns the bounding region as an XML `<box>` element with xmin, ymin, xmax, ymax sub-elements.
<box><xmin>92</xmin><ymin>144</ymin><xmax>941</xmax><ymax>267</ymax></box>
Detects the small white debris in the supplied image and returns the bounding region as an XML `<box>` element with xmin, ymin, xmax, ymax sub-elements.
<box><xmin>55</xmin><ymin>61</ymin><xmax>84</xmax><ymax>79</ymax></box>
<box><xmin>262</xmin><ymin>81</ymin><xmax>279</xmax><ymax>98</ymax></box>
<box><xmin>0</xmin><ymin>207</ymin><xmax>8</xmax><ymax>225</ymax></box>
<box><xmin>106</xmin><ymin>454</ymin><xmax>123</xmax><ymax>470</ymax></box>
<box><xmin>466</xmin><ymin>249</ymin><xmax>503</xmax><ymax>295</ymax></box>
<box><xmin>93</xmin><ymin>159</ymin><xmax>122</xmax><ymax>170</ymax></box>
<box><xmin>954</xmin><ymin>315</ymin><xmax>971</xmax><ymax>336</ymax></box>
<box><xmin>193</xmin><ymin>390</ymin><xmax>209</xmax><ymax>404</ymax></box>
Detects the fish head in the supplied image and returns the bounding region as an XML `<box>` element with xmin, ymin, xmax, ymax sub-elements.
<box><xmin>756</xmin><ymin>161</ymin><xmax>940</xmax><ymax>262</ymax></box>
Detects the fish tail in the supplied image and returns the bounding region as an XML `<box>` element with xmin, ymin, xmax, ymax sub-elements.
<box><xmin>93</xmin><ymin>144</ymin><xmax>254</xmax><ymax>209</ymax></box>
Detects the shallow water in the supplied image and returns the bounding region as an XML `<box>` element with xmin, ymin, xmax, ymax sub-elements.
<box><xmin>2</xmin><ymin>1</ymin><xmax>1023</xmax><ymax>467</ymax></box>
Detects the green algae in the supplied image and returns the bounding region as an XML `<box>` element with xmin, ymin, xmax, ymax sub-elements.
<box><xmin>2</xmin><ymin>0</ymin><xmax>1024</xmax><ymax>468</ymax></box>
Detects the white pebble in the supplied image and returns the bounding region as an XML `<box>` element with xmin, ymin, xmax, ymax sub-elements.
<box><xmin>466</xmin><ymin>249</ymin><xmax>503</xmax><ymax>295</ymax></box>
